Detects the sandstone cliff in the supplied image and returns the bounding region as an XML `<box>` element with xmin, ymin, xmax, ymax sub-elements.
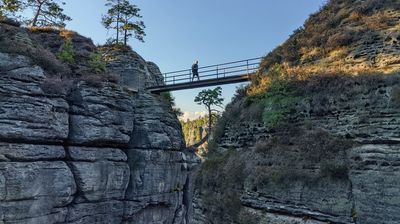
<box><xmin>0</xmin><ymin>21</ymin><xmax>198</xmax><ymax>224</ymax></box>
<box><xmin>193</xmin><ymin>0</ymin><xmax>400</xmax><ymax>223</ymax></box>
<box><xmin>193</xmin><ymin>74</ymin><xmax>400</xmax><ymax>224</ymax></box>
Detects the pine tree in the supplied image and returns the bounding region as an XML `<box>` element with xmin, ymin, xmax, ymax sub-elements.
<box><xmin>57</xmin><ymin>38</ymin><xmax>75</xmax><ymax>65</ymax></box>
<box><xmin>102</xmin><ymin>0</ymin><xmax>145</xmax><ymax>46</ymax></box>
<box><xmin>27</xmin><ymin>0</ymin><xmax>71</xmax><ymax>27</ymax></box>
<box><xmin>0</xmin><ymin>0</ymin><xmax>22</xmax><ymax>17</ymax></box>
<box><xmin>194</xmin><ymin>87</ymin><xmax>224</xmax><ymax>134</ymax></box>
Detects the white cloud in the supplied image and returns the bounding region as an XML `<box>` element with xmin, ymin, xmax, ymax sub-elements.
<box><xmin>179</xmin><ymin>111</ymin><xmax>207</xmax><ymax>121</ymax></box>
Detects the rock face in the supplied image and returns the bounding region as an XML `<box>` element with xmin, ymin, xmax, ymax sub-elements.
<box><xmin>0</xmin><ymin>47</ymin><xmax>199</xmax><ymax>223</ymax></box>
<box><xmin>0</xmin><ymin>53</ymin><xmax>69</xmax><ymax>143</ymax></box>
<box><xmin>192</xmin><ymin>74</ymin><xmax>400</xmax><ymax>224</ymax></box>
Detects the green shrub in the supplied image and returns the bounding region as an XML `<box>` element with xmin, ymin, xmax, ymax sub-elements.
<box><xmin>262</xmin><ymin>79</ymin><xmax>301</xmax><ymax>128</ymax></box>
<box><xmin>197</xmin><ymin>149</ymin><xmax>246</xmax><ymax>223</ymax></box>
<box><xmin>88</xmin><ymin>52</ymin><xmax>106</xmax><ymax>73</ymax></box>
<box><xmin>57</xmin><ymin>38</ymin><xmax>75</xmax><ymax>65</ymax></box>
<box><xmin>207</xmin><ymin>115</ymin><xmax>227</xmax><ymax>152</ymax></box>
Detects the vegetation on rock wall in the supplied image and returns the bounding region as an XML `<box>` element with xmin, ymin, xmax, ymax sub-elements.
<box><xmin>197</xmin><ymin>125</ymin><xmax>354</xmax><ymax>223</ymax></box>
<box><xmin>57</xmin><ymin>38</ymin><xmax>75</xmax><ymax>65</ymax></box>
<box><xmin>0</xmin><ymin>22</ymin><xmax>69</xmax><ymax>74</ymax></box>
<box><xmin>198</xmin><ymin>2</ymin><xmax>400</xmax><ymax>220</ymax></box>
<box><xmin>160</xmin><ymin>92</ymin><xmax>183</xmax><ymax>117</ymax></box>
<box><xmin>88</xmin><ymin>51</ymin><xmax>107</xmax><ymax>74</ymax></box>
<box><xmin>255</xmin><ymin>0</ymin><xmax>400</xmax><ymax>79</ymax></box>
<box><xmin>180</xmin><ymin>115</ymin><xmax>219</xmax><ymax>145</ymax></box>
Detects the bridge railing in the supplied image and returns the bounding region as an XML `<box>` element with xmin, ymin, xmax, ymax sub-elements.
<box><xmin>162</xmin><ymin>57</ymin><xmax>262</xmax><ymax>86</ymax></box>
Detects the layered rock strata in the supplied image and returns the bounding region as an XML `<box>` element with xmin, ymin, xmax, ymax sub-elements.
<box><xmin>193</xmin><ymin>74</ymin><xmax>400</xmax><ymax>224</ymax></box>
<box><xmin>0</xmin><ymin>49</ymin><xmax>198</xmax><ymax>224</ymax></box>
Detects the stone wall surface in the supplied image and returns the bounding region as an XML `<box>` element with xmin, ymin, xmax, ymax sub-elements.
<box><xmin>192</xmin><ymin>74</ymin><xmax>400</xmax><ymax>224</ymax></box>
<box><xmin>0</xmin><ymin>48</ymin><xmax>199</xmax><ymax>224</ymax></box>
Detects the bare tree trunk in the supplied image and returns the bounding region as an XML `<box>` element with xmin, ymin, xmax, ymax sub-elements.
<box><xmin>31</xmin><ymin>0</ymin><xmax>45</xmax><ymax>27</ymax></box>
<box><xmin>208</xmin><ymin>106</ymin><xmax>212</xmax><ymax>135</ymax></box>
<box><xmin>124</xmin><ymin>28</ymin><xmax>127</xmax><ymax>46</ymax></box>
<box><xmin>116</xmin><ymin>12</ymin><xmax>120</xmax><ymax>44</ymax></box>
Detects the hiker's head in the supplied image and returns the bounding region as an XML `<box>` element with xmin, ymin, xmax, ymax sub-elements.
<box><xmin>195</xmin><ymin>60</ymin><xmax>198</xmax><ymax>64</ymax></box>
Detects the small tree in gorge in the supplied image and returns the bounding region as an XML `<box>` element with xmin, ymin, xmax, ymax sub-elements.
<box><xmin>194</xmin><ymin>87</ymin><xmax>224</xmax><ymax>134</ymax></box>
<box><xmin>102</xmin><ymin>0</ymin><xmax>145</xmax><ymax>46</ymax></box>
<box><xmin>26</xmin><ymin>0</ymin><xmax>71</xmax><ymax>27</ymax></box>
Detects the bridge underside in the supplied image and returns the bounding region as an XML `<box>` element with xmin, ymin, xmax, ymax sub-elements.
<box><xmin>147</xmin><ymin>74</ymin><xmax>252</xmax><ymax>93</ymax></box>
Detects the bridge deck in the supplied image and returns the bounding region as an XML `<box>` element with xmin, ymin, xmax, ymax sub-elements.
<box><xmin>146</xmin><ymin>57</ymin><xmax>261</xmax><ymax>93</ymax></box>
<box><xmin>148</xmin><ymin>74</ymin><xmax>252</xmax><ymax>93</ymax></box>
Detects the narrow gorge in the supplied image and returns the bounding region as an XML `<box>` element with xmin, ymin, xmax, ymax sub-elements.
<box><xmin>1</xmin><ymin>0</ymin><xmax>400</xmax><ymax>224</ymax></box>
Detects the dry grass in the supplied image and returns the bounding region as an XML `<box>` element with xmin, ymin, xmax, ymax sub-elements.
<box><xmin>59</xmin><ymin>29</ymin><xmax>76</xmax><ymax>39</ymax></box>
<box><xmin>363</xmin><ymin>11</ymin><xmax>391</xmax><ymax>30</ymax></box>
<box><xmin>326</xmin><ymin>29</ymin><xmax>354</xmax><ymax>49</ymax></box>
<box><xmin>28</xmin><ymin>26</ymin><xmax>60</xmax><ymax>33</ymax></box>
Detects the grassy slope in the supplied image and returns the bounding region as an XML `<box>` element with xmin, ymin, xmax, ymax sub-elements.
<box><xmin>251</xmin><ymin>0</ymin><xmax>400</xmax><ymax>96</ymax></box>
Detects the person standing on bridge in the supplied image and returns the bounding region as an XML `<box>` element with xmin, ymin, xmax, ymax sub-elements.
<box><xmin>192</xmin><ymin>60</ymin><xmax>199</xmax><ymax>81</ymax></box>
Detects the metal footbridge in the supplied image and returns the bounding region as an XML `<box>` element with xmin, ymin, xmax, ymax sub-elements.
<box><xmin>147</xmin><ymin>57</ymin><xmax>262</xmax><ymax>93</ymax></box>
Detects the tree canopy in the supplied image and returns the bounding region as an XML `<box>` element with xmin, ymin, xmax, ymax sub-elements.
<box><xmin>102</xmin><ymin>0</ymin><xmax>145</xmax><ymax>46</ymax></box>
<box><xmin>26</xmin><ymin>0</ymin><xmax>71</xmax><ymax>27</ymax></box>
<box><xmin>0</xmin><ymin>0</ymin><xmax>22</xmax><ymax>17</ymax></box>
<box><xmin>194</xmin><ymin>87</ymin><xmax>224</xmax><ymax>134</ymax></box>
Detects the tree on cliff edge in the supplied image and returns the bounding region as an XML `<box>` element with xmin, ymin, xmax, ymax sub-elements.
<box><xmin>102</xmin><ymin>0</ymin><xmax>145</xmax><ymax>46</ymax></box>
<box><xmin>194</xmin><ymin>87</ymin><xmax>224</xmax><ymax>135</ymax></box>
<box><xmin>26</xmin><ymin>0</ymin><xmax>71</xmax><ymax>27</ymax></box>
<box><xmin>0</xmin><ymin>0</ymin><xmax>22</xmax><ymax>17</ymax></box>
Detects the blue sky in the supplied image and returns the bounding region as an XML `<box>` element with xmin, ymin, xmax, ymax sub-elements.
<box><xmin>62</xmin><ymin>0</ymin><xmax>326</xmax><ymax>120</ymax></box>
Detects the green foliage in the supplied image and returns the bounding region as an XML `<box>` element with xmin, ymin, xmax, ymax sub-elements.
<box><xmin>102</xmin><ymin>0</ymin><xmax>145</xmax><ymax>45</ymax></box>
<box><xmin>207</xmin><ymin>115</ymin><xmax>227</xmax><ymax>152</ymax></box>
<box><xmin>262</xmin><ymin>84</ymin><xmax>300</xmax><ymax>128</ymax></box>
<box><xmin>194</xmin><ymin>87</ymin><xmax>224</xmax><ymax>134</ymax></box>
<box><xmin>27</xmin><ymin>0</ymin><xmax>71</xmax><ymax>27</ymax></box>
<box><xmin>180</xmin><ymin>115</ymin><xmax>218</xmax><ymax>146</ymax></box>
<box><xmin>160</xmin><ymin>92</ymin><xmax>183</xmax><ymax>117</ymax></box>
<box><xmin>0</xmin><ymin>0</ymin><xmax>21</xmax><ymax>17</ymax></box>
<box><xmin>88</xmin><ymin>52</ymin><xmax>106</xmax><ymax>73</ymax></box>
<box><xmin>197</xmin><ymin>149</ymin><xmax>246</xmax><ymax>223</ymax></box>
<box><xmin>249</xmin><ymin>64</ymin><xmax>302</xmax><ymax>128</ymax></box>
<box><xmin>57</xmin><ymin>38</ymin><xmax>75</xmax><ymax>65</ymax></box>
<box><xmin>194</xmin><ymin>87</ymin><xmax>224</xmax><ymax>110</ymax></box>
<box><xmin>252</xmin><ymin>128</ymin><xmax>353</xmax><ymax>189</ymax></box>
